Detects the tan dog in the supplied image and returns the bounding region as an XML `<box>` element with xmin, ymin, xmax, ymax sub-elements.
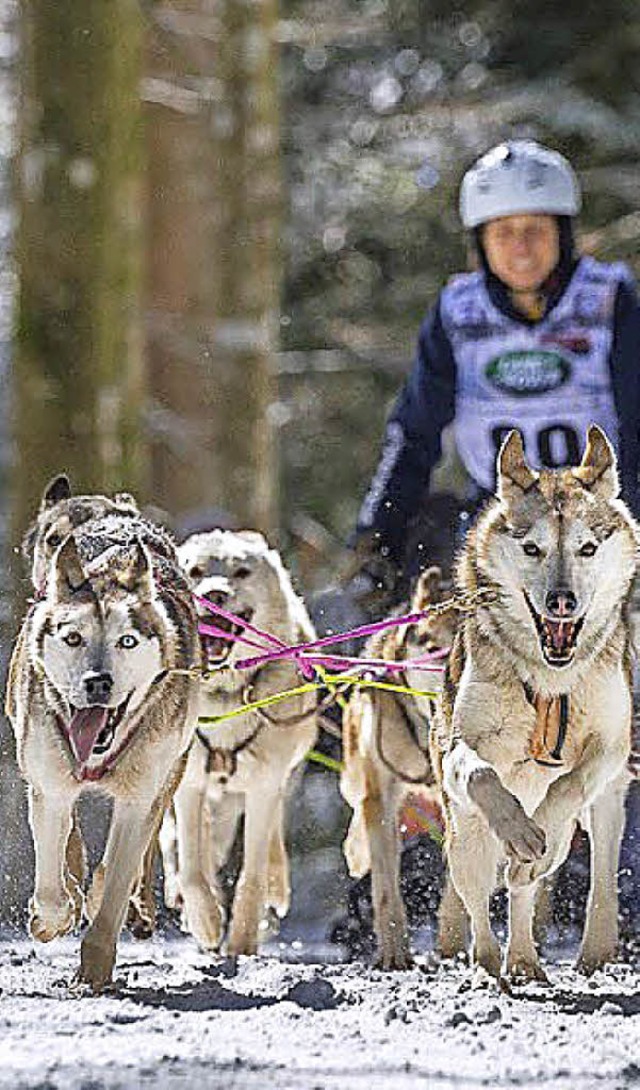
<box><xmin>159</xmin><ymin>529</ymin><xmax>318</xmax><ymax>956</ymax></box>
<box><xmin>340</xmin><ymin>568</ymin><xmax>463</xmax><ymax>969</ymax></box>
<box><xmin>6</xmin><ymin>492</ymin><xmax>200</xmax><ymax>990</ymax></box>
<box><xmin>433</xmin><ymin>427</ymin><xmax>637</xmax><ymax>983</ymax></box>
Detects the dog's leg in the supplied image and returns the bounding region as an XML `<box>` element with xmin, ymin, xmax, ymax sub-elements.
<box><xmin>65</xmin><ymin>809</ymin><xmax>87</xmax><ymax>925</ymax></box>
<box><xmin>78</xmin><ymin>789</ymin><xmax>169</xmax><ymax>991</ymax></box>
<box><xmin>227</xmin><ymin>780</ymin><xmax>282</xmax><ymax>956</ymax></box>
<box><xmin>173</xmin><ymin>747</ymin><xmax>225</xmax><ymax>951</ymax></box>
<box><xmin>505</xmin><ymin>882</ymin><xmax>548</xmax><ymax>982</ymax></box>
<box><xmin>362</xmin><ymin>766</ymin><xmax>411</xmax><ymax>971</ymax></box>
<box><xmin>159</xmin><ymin>804</ymin><xmax>181</xmax><ymax>911</ymax></box>
<box><xmin>205</xmin><ymin>792</ymin><xmax>243</xmax><ymax>887</ymax></box>
<box><xmin>28</xmin><ymin>787</ymin><xmax>78</xmax><ymax>942</ymax></box>
<box><xmin>126</xmin><ymin>827</ymin><xmax>161</xmax><ymax>940</ymax></box>
<box><xmin>447</xmin><ymin>813</ymin><xmax>501</xmax><ymax>979</ymax></box>
<box><xmin>444</xmin><ymin>743</ymin><xmax>546</xmax><ymax>863</ymax></box>
<box><xmin>437</xmin><ymin>871</ymin><xmax>469</xmax><ymax>960</ymax></box>
<box><xmin>509</xmin><ymin>736</ymin><xmax>627</xmax><ymax>887</ymax></box>
<box><xmin>85</xmin><ymin>862</ymin><xmax>105</xmax><ymax>923</ymax></box>
<box><xmin>266</xmin><ymin>793</ymin><xmax>290</xmax><ymax>919</ymax></box>
<box><xmin>577</xmin><ymin>771</ymin><xmax>628</xmax><ymax>974</ymax></box>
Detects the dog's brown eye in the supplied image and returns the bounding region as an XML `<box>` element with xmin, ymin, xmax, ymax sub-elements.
<box><xmin>118</xmin><ymin>633</ymin><xmax>139</xmax><ymax>649</ymax></box>
<box><xmin>579</xmin><ymin>541</ymin><xmax>597</xmax><ymax>557</ymax></box>
<box><xmin>47</xmin><ymin>532</ymin><xmax>63</xmax><ymax>549</ymax></box>
<box><xmin>189</xmin><ymin>566</ymin><xmax>204</xmax><ymax>580</ymax></box>
<box><xmin>63</xmin><ymin>630</ymin><xmax>82</xmax><ymax>647</ymax></box>
<box><xmin>523</xmin><ymin>542</ymin><xmax>542</xmax><ymax>558</ymax></box>
<box><xmin>233</xmin><ymin>566</ymin><xmax>251</xmax><ymax>580</ymax></box>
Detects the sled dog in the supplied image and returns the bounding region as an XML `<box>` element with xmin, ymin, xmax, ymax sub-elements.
<box><xmin>340</xmin><ymin>568</ymin><xmax>463</xmax><ymax>969</ymax></box>
<box><xmin>159</xmin><ymin>528</ymin><xmax>318</xmax><ymax>955</ymax></box>
<box><xmin>6</xmin><ymin>488</ymin><xmax>200</xmax><ymax>990</ymax></box>
<box><xmin>434</xmin><ymin>426</ymin><xmax>637</xmax><ymax>982</ymax></box>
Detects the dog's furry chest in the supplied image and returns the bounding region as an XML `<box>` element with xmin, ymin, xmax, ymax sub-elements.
<box><xmin>452</xmin><ymin>654</ymin><xmax>631</xmax><ymax>812</ymax></box>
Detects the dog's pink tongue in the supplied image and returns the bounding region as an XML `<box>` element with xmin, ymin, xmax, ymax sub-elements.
<box><xmin>68</xmin><ymin>707</ymin><xmax>109</xmax><ymax>765</ymax></box>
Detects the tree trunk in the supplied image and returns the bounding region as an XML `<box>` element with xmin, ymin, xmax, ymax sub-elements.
<box><xmin>145</xmin><ymin>0</ymin><xmax>280</xmax><ymax>536</ymax></box>
<box><xmin>14</xmin><ymin>0</ymin><xmax>145</xmax><ymax>531</ymax></box>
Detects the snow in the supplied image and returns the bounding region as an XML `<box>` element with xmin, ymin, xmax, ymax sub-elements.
<box><xmin>0</xmin><ymin>935</ymin><xmax>638</xmax><ymax>1089</ymax></box>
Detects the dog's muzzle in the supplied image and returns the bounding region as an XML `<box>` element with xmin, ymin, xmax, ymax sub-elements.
<box><xmin>523</xmin><ymin>591</ymin><xmax>585</xmax><ymax>667</ymax></box>
<box><xmin>61</xmin><ymin>693</ymin><xmax>132</xmax><ymax>770</ymax></box>
<box><xmin>198</xmin><ymin>607</ymin><xmax>254</xmax><ymax>666</ymax></box>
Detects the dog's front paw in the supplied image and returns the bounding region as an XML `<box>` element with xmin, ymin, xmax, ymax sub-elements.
<box><xmin>182</xmin><ymin>885</ymin><xmax>225</xmax><ymax>951</ymax></box>
<box><xmin>507</xmin><ymin>833</ymin><xmax>560</xmax><ymax>886</ymax></box>
<box><xmin>78</xmin><ymin>933</ymin><xmax>116</xmax><ymax>993</ymax></box>
<box><xmin>506</xmin><ymin>953</ymin><xmax>550</xmax><ymax>984</ymax></box>
<box><xmin>29</xmin><ymin>896</ymin><xmax>76</xmax><ymax>942</ymax></box>
<box><xmin>493</xmin><ymin>804</ymin><xmax>546</xmax><ymax>863</ymax></box>
<box><xmin>576</xmin><ymin>943</ymin><xmax>617</xmax><ymax>976</ymax></box>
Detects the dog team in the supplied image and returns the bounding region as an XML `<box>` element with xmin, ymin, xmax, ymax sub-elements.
<box><xmin>5</xmin><ymin>425</ymin><xmax>638</xmax><ymax>991</ymax></box>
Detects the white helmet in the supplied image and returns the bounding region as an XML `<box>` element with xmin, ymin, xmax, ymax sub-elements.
<box><xmin>459</xmin><ymin>140</ymin><xmax>581</xmax><ymax>229</ymax></box>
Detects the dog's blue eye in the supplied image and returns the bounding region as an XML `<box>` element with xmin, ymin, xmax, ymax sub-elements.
<box><xmin>63</xmin><ymin>630</ymin><xmax>82</xmax><ymax>647</ymax></box>
<box><xmin>523</xmin><ymin>542</ymin><xmax>542</xmax><ymax>557</ymax></box>
<box><xmin>118</xmin><ymin>634</ymin><xmax>139</xmax><ymax>649</ymax></box>
<box><xmin>579</xmin><ymin>541</ymin><xmax>597</xmax><ymax>557</ymax></box>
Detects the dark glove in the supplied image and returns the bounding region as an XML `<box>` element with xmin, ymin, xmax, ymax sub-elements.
<box><xmin>341</xmin><ymin>532</ymin><xmax>402</xmax><ymax>618</ymax></box>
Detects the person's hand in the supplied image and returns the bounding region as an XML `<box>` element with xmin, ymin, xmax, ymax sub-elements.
<box><xmin>341</xmin><ymin>532</ymin><xmax>401</xmax><ymax>617</ymax></box>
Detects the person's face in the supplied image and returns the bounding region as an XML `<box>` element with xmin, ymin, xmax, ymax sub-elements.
<box><xmin>482</xmin><ymin>214</ymin><xmax>560</xmax><ymax>292</ymax></box>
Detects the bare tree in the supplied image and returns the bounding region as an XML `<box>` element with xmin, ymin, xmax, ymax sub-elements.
<box><xmin>144</xmin><ymin>0</ymin><xmax>281</xmax><ymax>535</ymax></box>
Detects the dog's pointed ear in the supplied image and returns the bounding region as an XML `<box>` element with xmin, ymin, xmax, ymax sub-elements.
<box><xmin>412</xmin><ymin>566</ymin><xmax>442</xmax><ymax>610</ymax></box>
<box><xmin>52</xmin><ymin>536</ymin><xmax>88</xmax><ymax>602</ymax></box>
<box><xmin>41</xmin><ymin>474</ymin><xmax>72</xmax><ymax>511</ymax></box>
<box><xmin>572</xmin><ymin>425</ymin><xmax>619</xmax><ymax>500</ymax></box>
<box><xmin>119</xmin><ymin>540</ymin><xmax>153</xmax><ymax>597</ymax></box>
<box><xmin>497</xmin><ymin>431</ymin><xmax>538</xmax><ymax>504</ymax></box>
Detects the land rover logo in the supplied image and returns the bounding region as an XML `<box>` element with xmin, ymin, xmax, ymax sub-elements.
<box><xmin>486</xmin><ymin>351</ymin><xmax>570</xmax><ymax>396</ymax></box>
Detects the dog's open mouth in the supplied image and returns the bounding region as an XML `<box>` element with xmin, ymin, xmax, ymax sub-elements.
<box><xmin>65</xmin><ymin>693</ymin><xmax>132</xmax><ymax>768</ymax></box>
<box><xmin>198</xmin><ymin>608</ymin><xmax>254</xmax><ymax>666</ymax></box>
<box><xmin>523</xmin><ymin>592</ymin><xmax>584</xmax><ymax>666</ymax></box>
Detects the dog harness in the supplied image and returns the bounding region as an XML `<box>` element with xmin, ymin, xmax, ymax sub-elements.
<box><xmin>523</xmin><ymin>682</ymin><xmax>569</xmax><ymax>767</ymax></box>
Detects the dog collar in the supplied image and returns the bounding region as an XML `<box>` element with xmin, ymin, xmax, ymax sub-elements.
<box><xmin>523</xmin><ymin>682</ymin><xmax>569</xmax><ymax>767</ymax></box>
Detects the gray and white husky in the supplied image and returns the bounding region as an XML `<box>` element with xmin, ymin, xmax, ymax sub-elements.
<box><xmin>159</xmin><ymin>528</ymin><xmax>318</xmax><ymax>956</ymax></box>
<box><xmin>6</xmin><ymin>485</ymin><xmax>200</xmax><ymax>990</ymax></box>
<box><xmin>433</xmin><ymin>426</ymin><xmax>638</xmax><ymax>983</ymax></box>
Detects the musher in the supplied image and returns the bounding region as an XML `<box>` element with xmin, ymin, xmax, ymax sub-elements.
<box><xmin>354</xmin><ymin>139</ymin><xmax>640</xmax><ymax>598</ymax></box>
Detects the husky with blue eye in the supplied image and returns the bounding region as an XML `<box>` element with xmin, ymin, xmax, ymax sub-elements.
<box><xmin>6</xmin><ymin>495</ymin><xmax>200</xmax><ymax>992</ymax></box>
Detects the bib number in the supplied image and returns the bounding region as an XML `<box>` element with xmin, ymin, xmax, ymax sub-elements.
<box><xmin>491</xmin><ymin>424</ymin><xmax>580</xmax><ymax>469</ymax></box>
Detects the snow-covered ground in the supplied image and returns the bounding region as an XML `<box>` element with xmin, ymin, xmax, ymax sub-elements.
<box><xmin>0</xmin><ymin>934</ymin><xmax>638</xmax><ymax>1090</ymax></box>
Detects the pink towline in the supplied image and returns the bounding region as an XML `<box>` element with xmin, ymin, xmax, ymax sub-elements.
<box><xmin>198</xmin><ymin>621</ymin><xmax>274</xmax><ymax>654</ymax></box>
<box><xmin>296</xmin><ymin>651</ymin><xmax>447</xmax><ymax>674</ymax></box>
<box><xmin>195</xmin><ymin>593</ymin><xmax>450</xmax><ymax>676</ymax></box>
<box><xmin>195</xmin><ymin>593</ymin><xmax>316</xmax><ymax>679</ymax></box>
<box><xmin>195</xmin><ymin>595</ymin><xmax>285</xmax><ymax>648</ymax></box>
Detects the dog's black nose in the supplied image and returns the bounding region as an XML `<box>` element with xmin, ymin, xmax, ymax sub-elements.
<box><xmin>84</xmin><ymin>672</ymin><xmax>113</xmax><ymax>703</ymax></box>
<box><xmin>545</xmin><ymin>589</ymin><xmax>577</xmax><ymax>616</ymax></box>
<box><xmin>205</xmin><ymin>589</ymin><xmax>229</xmax><ymax>606</ymax></box>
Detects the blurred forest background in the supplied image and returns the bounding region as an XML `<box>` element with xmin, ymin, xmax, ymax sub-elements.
<box><xmin>1</xmin><ymin>0</ymin><xmax>640</xmax><ymax>921</ymax></box>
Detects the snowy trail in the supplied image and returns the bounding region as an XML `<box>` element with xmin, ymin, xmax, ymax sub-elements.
<box><xmin>0</xmin><ymin>937</ymin><xmax>638</xmax><ymax>1089</ymax></box>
